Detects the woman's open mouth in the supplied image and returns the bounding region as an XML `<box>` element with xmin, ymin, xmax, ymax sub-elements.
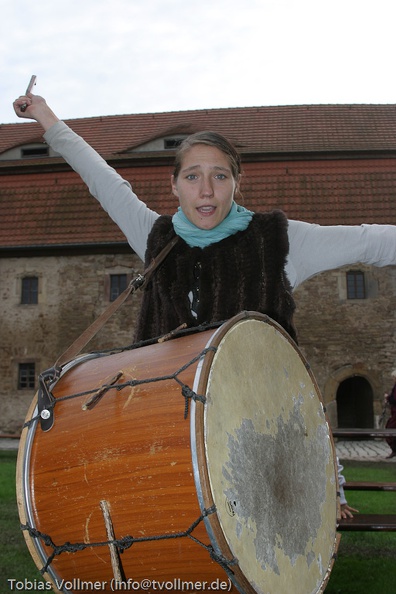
<box><xmin>197</xmin><ymin>205</ymin><xmax>216</xmax><ymax>216</ymax></box>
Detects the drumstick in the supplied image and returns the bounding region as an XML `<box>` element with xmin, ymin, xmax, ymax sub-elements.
<box><xmin>20</xmin><ymin>75</ymin><xmax>37</xmax><ymax>112</ymax></box>
<box><xmin>100</xmin><ymin>500</ymin><xmax>126</xmax><ymax>582</ymax></box>
<box><xmin>158</xmin><ymin>323</ymin><xmax>188</xmax><ymax>343</ymax></box>
<box><xmin>82</xmin><ymin>371</ymin><xmax>123</xmax><ymax>410</ymax></box>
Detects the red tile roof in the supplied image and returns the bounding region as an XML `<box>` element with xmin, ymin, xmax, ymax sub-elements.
<box><xmin>2</xmin><ymin>104</ymin><xmax>396</xmax><ymax>156</ymax></box>
<box><xmin>1</xmin><ymin>105</ymin><xmax>395</xmax><ymax>250</ymax></box>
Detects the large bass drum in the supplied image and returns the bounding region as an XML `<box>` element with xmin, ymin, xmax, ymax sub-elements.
<box><xmin>17</xmin><ymin>312</ymin><xmax>339</xmax><ymax>593</ymax></box>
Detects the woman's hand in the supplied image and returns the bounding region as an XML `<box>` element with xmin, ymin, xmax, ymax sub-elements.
<box><xmin>13</xmin><ymin>93</ymin><xmax>60</xmax><ymax>131</ymax></box>
<box><xmin>13</xmin><ymin>92</ymin><xmax>37</xmax><ymax>117</ymax></box>
<box><xmin>340</xmin><ymin>503</ymin><xmax>359</xmax><ymax>519</ymax></box>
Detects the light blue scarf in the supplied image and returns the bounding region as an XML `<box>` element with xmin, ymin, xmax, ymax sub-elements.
<box><xmin>172</xmin><ymin>201</ymin><xmax>254</xmax><ymax>248</ymax></box>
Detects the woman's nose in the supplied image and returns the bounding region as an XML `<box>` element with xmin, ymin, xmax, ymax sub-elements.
<box><xmin>200</xmin><ymin>176</ymin><xmax>214</xmax><ymax>197</ymax></box>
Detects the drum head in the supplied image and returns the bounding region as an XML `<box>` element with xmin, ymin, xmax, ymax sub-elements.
<box><xmin>192</xmin><ymin>313</ymin><xmax>338</xmax><ymax>594</ymax></box>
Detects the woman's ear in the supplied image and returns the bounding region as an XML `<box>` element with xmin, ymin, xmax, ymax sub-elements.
<box><xmin>235</xmin><ymin>173</ymin><xmax>242</xmax><ymax>198</ymax></box>
<box><xmin>171</xmin><ymin>175</ymin><xmax>179</xmax><ymax>198</ymax></box>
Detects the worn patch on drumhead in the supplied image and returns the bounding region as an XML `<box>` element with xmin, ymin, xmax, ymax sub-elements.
<box><xmin>222</xmin><ymin>410</ymin><xmax>328</xmax><ymax>575</ymax></box>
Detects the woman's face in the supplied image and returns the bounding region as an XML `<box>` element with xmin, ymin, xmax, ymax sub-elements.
<box><xmin>171</xmin><ymin>144</ymin><xmax>240</xmax><ymax>230</ymax></box>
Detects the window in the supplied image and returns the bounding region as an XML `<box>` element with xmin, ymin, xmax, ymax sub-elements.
<box><xmin>110</xmin><ymin>274</ymin><xmax>127</xmax><ymax>301</ymax></box>
<box><xmin>21</xmin><ymin>276</ymin><xmax>39</xmax><ymax>304</ymax></box>
<box><xmin>21</xmin><ymin>146</ymin><xmax>49</xmax><ymax>158</ymax></box>
<box><xmin>346</xmin><ymin>271</ymin><xmax>366</xmax><ymax>299</ymax></box>
<box><xmin>18</xmin><ymin>363</ymin><xmax>36</xmax><ymax>389</ymax></box>
<box><xmin>164</xmin><ymin>138</ymin><xmax>184</xmax><ymax>149</ymax></box>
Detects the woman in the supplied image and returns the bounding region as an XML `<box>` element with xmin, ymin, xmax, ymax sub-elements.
<box><xmin>14</xmin><ymin>91</ymin><xmax>376</xmax><ymax>518</ymax></box>
<box><xmin>384</xmin><ymin>369</ymin><xmax>396</xmax><ymax>458</ymax></box>
<box><xmin>13</xmin><ymin>92</ymin><xmax>396</xmax><ymax>344</ymax></box>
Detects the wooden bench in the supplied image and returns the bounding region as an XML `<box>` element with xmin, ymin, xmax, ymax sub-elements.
<box><xmin>0</xmin><ymin>433</ymin><xmax>21</xmax><ymax>439</ymax></box>
<box><xmin>332</xmin><ymin>428</ymin><xmax>396</xmax><ymax>531</ymax></box>
<box><xmin>332</xmin><ymin>428</ymin><xmax>396</xmax><ymax>439</ymax></box>
<box><xmin>344</xmin><ymin>481</ymin><xmax>396</xmax><ymax>491</ymax></box>
<box><xmin>333</xmin><ymin>428</ymin><xmax>396</xmax><ymax>495</ymax></box>
<box><xmin>341</xmin><ymin>481</ymin><xmax>396</xmax><ymax>531</ymax></box>
<box><xmin>338</xmin><ymin>514</ymin><xmax>396</xmax><ymax>531</ymax></box>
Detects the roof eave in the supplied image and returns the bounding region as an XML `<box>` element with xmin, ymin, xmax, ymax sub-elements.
<box><xmin>2</xmin><ymin>147</ymin><xmax>396</xmax><ymax>175</ymax></box>
<box><xmin>0</xmin><ymin>241</ymin><xmax>133</xmax><ymax>258</ymax></box>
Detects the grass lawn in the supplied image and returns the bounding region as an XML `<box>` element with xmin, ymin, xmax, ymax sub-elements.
<box><xmin>0</xmin><ymin>449</ymin><xmax>395</xmax><ymax>593</ymax></box>
<box><xmin>326</xmin><ymin>459</ymin><xmax>396</xmax><ymax>594</ymax></box>
<box><xmin>0</xmin><ymin>450</ymin><xmax>44</xmax><ymax>592</ymax></box>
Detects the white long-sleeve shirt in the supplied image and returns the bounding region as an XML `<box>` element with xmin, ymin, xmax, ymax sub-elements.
<box><xmin>44</xmin><ymin>121</ymin><xmax>396</xmax><ymax>288</ymax></box>
<box><xmin>337</xmin><ymin>460</ymin><xmax>348</xmax><ymax>505</ymax></box>
<box><xmin>45</xmin><ymin>121</ymin><xmax>371</xmax><ymax>504</ymax></box>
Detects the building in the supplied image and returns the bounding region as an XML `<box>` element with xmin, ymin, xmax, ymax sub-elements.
<box><xmin>0</xmin><ymin>104</ymin><xmax>395</xmax><ymax>433</ymax></box>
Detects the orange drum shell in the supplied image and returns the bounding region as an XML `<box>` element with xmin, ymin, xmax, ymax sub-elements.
<box><xmin>17</xmin><ymin>330</ymin><xmax>233</xmax><ymax>590</ymax></box>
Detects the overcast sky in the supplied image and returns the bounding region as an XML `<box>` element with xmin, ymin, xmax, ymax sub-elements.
<box><xmin>1</xmin><ymin>0</ymin><xmax>395</xmax><ymax>125</ymax></box>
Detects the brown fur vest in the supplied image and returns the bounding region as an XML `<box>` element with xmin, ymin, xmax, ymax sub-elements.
<box><xmin>134</xmin><ymin>211</ymin><xmax>297</xmax><ymax>342</ymax></box>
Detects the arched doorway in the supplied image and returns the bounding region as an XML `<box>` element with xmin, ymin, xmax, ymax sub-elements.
<box><xmin>336</xmin><ymin>376</ymin><xmax>374</xmax><ymax>428</ymax></box>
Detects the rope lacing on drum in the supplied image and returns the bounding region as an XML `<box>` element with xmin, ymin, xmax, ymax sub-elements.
<box><xmin>20</xmin><ymin>504</ymin><xmax>237</xmax><ymax>577</ymax></box>
<box><xmin>181</xmin><ymin>384</ymin><xmax>205</xmax><ymax>419</ymax></box>
<box><xmin>23</xmin><ymin>346</ymin><xmax>217</xmax><ymax>430</ymax></box>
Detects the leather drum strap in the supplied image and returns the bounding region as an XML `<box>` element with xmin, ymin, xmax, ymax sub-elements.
<box><xmin>55</xmin><ymin>236</ymin><xmax>179</xmax><ymax>368</ymax></box>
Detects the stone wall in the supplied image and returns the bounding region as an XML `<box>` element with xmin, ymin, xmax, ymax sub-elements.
<box><xmin>0</xmin><ymin>253</ymin><xmax>395</xmax><ymax>434</ymax></box>
<box><xmin>294</xmin><ymin>264</ymin><xmax>396</xmax><ymax>427</ymax></box>
<box><xmin>0</xmin><ymin>251</ymin><xmax>142</xmax><ymax>434</ymax></box>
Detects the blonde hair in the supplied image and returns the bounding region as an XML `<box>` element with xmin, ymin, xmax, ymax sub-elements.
<box><xmin>391</xmin><ymin>369</ymin><xmax>396</xmax><ymax>378</ymax></box>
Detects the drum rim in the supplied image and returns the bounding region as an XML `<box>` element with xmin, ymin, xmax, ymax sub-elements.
<box><xmin>190</xmin><ymin>310</ymin><xmax>339</xmax><ymax>594</ymax></box>
<box><xmin>16</xmin><ymin>398</ymin><xmax>67</xmax><ymax>592</ymax></box>
<box><xmin>191</xmin><ymin>311</ymin><xmax>270</xmax><ymax>593</ymax></box>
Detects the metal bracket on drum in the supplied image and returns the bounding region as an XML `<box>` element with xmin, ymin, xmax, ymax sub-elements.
<box><xmin>37</xmin><ymin>367</ymin><xmax>59</xmax><ymax>432</ymax></box>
